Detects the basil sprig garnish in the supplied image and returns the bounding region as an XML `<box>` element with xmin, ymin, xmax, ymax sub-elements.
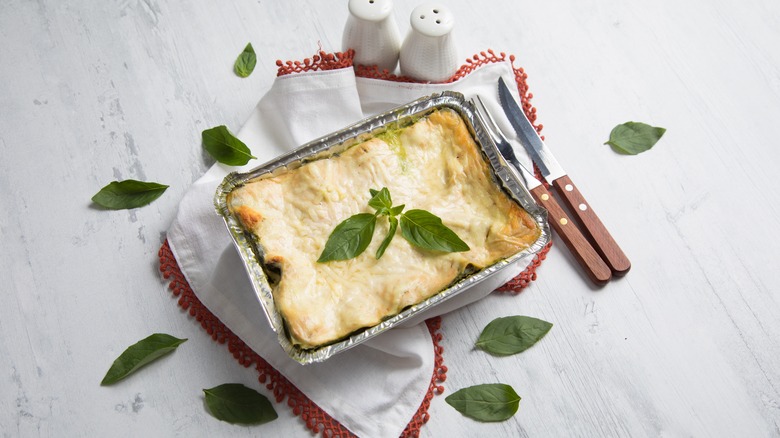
<box><xmin>605</xmin><ymin>121</ymin><xmax>666</xmax><ymax>155</ymax></box>
<box><xmin>202</xmin><ymin>125</ymin><xmax>256</xmax><ymax>166</ymax></box>
<box><xmin>233</xmin><ymin>43</ymin><xmax>257</xmax><ymax>78</ymax></box>
<box><xmin>203</xmin><ymin>383</ymin><xmax>278</xmax><ymax>425</ymax></box>
<box><xmin>101</xmin><ymin>333</ymin><xmax>187</xmax><ymax>385</ymax></box>
<box><xmin>476</xmin><ymin>316</ymin><xmax>553</xmax><ymax>356</ymax></box>
<box><xmin>376</xmin><ymin>216</ymin><xmax>398</xmax><ymax>260</ymax></box>
<box><xmin>92</xmin><ymin>179</ymin><xmax>168</xmax><ymax>210</ymax></box>
<box><xmin>400</xmin><ymin>209</ymin><xmax>470</xmax><ymax>253</ymax></box>
<box><xmin>445</xmin><ymin>383</ymin><xmax>521</xmax><ymax>422</ymax></box>
<box><xmin>317</xmin><ymin>213</ymin><xmax>377</xmax><ymax>262</ymax></box>
<box><xmin>318</xmin><ymin>187</ymin><xmax>469</xmax><ymax>263</ymax></box>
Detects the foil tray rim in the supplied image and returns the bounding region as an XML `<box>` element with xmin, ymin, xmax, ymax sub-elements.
<box><xmin>214</xmin><ymin>91</ymin><xmax>551</xmax><ymax>364</ymax></box>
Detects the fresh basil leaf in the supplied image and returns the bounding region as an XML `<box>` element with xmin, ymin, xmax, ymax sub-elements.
<box><xmin>605</xmin><ymin>121</ymin><xmax>666</xmax><ymax>155</ymax></box>
<box><xmin>399</xmin><ymin>209</ymin><xmax>470</xmax><ymax>253</ymax></box>
<box><xmin>202</xmin><ymin>125</ymin><xmax>257</xmax><ymax>166</ymax></box>
<box><xmin>92</xmin><ymin>180</ymin><xmax>168</xmax><ymax>210</ymax></box>
<box><xmin>476</xmin><ymin>316</ymin><xmax>553</xmax><ymax>356</ymax></box>
<box><xmin>368</xmin><ymin>187</ymin><xmax>393</xmax><ymax>211</ymax></box>
<box><xmin>233</xmin><ymin>43</ymin><xmax>257</xmax><ymax>78</ymax></box>
<box><xmin>376</xmin><ymin>216</ymin><xmax>398</xmax><ymax>259</ymax></box>
<box><xmin>445</xmin><ymin>383</ymin><xmax>521</xmax><ymax>422</ymax></box>
<box><xmin>318</xmin><ymin>213</ymin><xmax>377</xmax><ymax>262</ymax></box>
<box><xmin>101</xmin><ymin>333</ymin><xmax>186</xmax><ymax>385</ymax></box>
<box><xmin>203</xmin><ymin>383</ymin><xmax>277</xmax><ymax>425</ymax></box>
<box><xmin>390</xmin><ymin>204</ymin><xmax>405</xmax><ymax>216</ymax></box>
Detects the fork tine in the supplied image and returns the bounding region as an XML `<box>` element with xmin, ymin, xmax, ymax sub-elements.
<box><xmin>471</xmin><ymin>97</ymin><xmax>507</xmax><ymax>151</ymax></box>
<box><xmin>471</xmin><ymin>96</ymin><xmax>539</xmax><ymax>198</ymax></box>
<box><xmin>471</xmin><ymin>96</ymin><xmax>538</xmax><ymax>184</ymax></box>
<box><xmin>472</xmin><ymin>96</ymin><xmax>509</xmax><ymax>144</ymax></box>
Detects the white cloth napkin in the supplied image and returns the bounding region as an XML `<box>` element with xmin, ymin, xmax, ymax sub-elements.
<box><xmin>167</xmin><ymin>60</ymin><xmax>534</xmax><ymax>438</ymax></box>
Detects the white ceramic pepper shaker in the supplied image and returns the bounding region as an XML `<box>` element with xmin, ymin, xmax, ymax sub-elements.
<box><xmin>342</xmin><ymin>0</ymin><xmax>402</xmax><ymax>72</ymax></box>
<box><xmin>399</xmin><ymin>4</ymin><xmax>458</xmax><ymax>82</ymax></box>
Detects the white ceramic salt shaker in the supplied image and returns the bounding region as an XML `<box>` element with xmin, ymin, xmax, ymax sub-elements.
<box><xmin>399</xmin><ymin>4</ymin><xmax>458</xmax><ymax>82</ymax></box>
<box><xmin>342</xmin><ymin>0</ymin><xmax>402</xmax><ymax>72</ymax></box>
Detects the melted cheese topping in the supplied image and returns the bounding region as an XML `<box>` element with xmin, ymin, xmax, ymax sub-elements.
<box><xmin>227</xmin><ymin>109</ymin><xmax>540</xmax><ymax>348</ymax></box>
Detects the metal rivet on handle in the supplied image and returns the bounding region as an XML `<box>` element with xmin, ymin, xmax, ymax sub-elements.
<box><xmin>579</xmin><ymin>203</ymin><xmax>588</xmax><ymax>211</ymax></box>
<box><xmin>560</xmin><ymin>218</ymin><xmax>568</xmax><ymax>225</ymax></box>
<box><xmin>541</xmin><ymin>194</ymin><xmax>549</xmax><ymax>201</ymax></box>
<box><xmin>565</xmin><ymin>184</ymin><xmax>573</xmax><ymax>191</ymax></box>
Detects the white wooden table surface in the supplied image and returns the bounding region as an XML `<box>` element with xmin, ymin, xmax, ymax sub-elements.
<box><xmin>3</xmin><ymin>0</ymin><xmax>780</xmax><ymax>436</ymax></box>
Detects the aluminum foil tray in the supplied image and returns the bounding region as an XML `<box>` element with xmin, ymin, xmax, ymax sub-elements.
<box><xmin>214</xmin><ymin>91</ymin><xmax>550</xmax><ymax>364</ymax></box>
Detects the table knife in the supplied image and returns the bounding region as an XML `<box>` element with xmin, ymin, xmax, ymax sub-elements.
<box><xmin>471</xmin><ymin>96</ymin><xmax>612</xmax><ymax>285</ymax></box>
<box><xmin>497</xmin><ymin>77</ymin><xmax>631</xmax><ymax>275</ymax></box>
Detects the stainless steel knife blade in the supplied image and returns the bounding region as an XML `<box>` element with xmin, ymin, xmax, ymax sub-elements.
<box><xmin>497</xmin><ymin>77</ymin><xmax>565</xmax><ymax>181</ymax></box>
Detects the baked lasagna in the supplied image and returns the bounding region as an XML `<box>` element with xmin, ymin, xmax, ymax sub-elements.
<box><xmin>227</xmin><ymin>108</ymin><xmax>540</xmax><ymax>348</ymax></box>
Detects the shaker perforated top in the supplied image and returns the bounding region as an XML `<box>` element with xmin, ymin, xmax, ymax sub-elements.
<box><xmin>409</xmin><ymin>4</ymin><xmax>454</xmax><ymax>37</ymax></box>
<box><xmin>348</xmin><ymin>0</ymin><xmax>394</xmax><ymax>22</ymax></box>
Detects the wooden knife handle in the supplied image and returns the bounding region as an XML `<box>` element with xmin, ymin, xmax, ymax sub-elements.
<box><xmin>529</xmin><ymin>184</ymin><xmax>612</xmax><ymax>285</ymax></box>
<box><xmin>552</xmin><ymin>175</ymin><xmax>631</xmax><ymax>276</ymax></box>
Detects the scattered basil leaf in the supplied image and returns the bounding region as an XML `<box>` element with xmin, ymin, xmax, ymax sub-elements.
<box><xmin>445</xmin><ymin>383</ymin><xmax>521</xmax><ymax>422</ymax></box>
<box><xmin>476</xmin><ymin>316</ymin><xmax>553</xmax><ymax>356</ymax></box>
<box><xmin>202</xmin><ymin>125</ymin><xmax>257</xmax><ymax>166</ymax></box>
<box><xmin>605</xmin><ymin>121</ymin><xmax>666</xmax><ymax>155</ymax></box>
<box><xmin>101</xmin><ymin>333</ymin><xmax>186</xmax><ymax>385</ymax></box>
<box><xmin>233</xmin><ymin>43</ymin><xmax>257</xmax><ymax>78</ymax></box>
<box><xmin>203</xmin><ymin>383</ymin><xmax>278</xmax><ymax>425</ymax></box>
<box><xmin>368</xmin><ymin>187</ymin><xmax>393</xmax><ymax>212</ymax></box>
<box><xmin>318</xmin><ymin>213</ymin><xmax>377</xmax><ymax>262</ymax></box>
<box><xmin>376</xmin><ymin>216</ymin><xmax>398</xmax><ymax>259</ymax></box>
<box><xmin>92</xmin><ymin>180</ymin><xmax>169</xmax><ymax>210</ymax></box>
<box><xmin>390</xmin><ymin>204</ymin><xmax>405</xmax><ymax>216</ymax></box>
<box><xmin>400</xmin><ymin>209</ymin><xmax>470</xmax><ymax>253</ymax></box>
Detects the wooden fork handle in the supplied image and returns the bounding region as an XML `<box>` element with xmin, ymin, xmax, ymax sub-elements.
<box><xmin>552</xmin><ymin>175</ymin><xmax>631</xmax><ymax>276</ymax></box>
<box><xmin>529</xmin><ymin>184</ymin><xmax>612</xmax><ymax>285</ymax></box>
